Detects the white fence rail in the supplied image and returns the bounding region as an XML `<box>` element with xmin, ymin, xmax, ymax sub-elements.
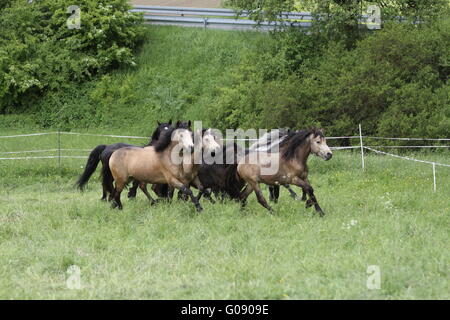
<box><xmin>1</xmin><ymin>128</ymin><xmax>449</xmax><ymax>191</ymax></box>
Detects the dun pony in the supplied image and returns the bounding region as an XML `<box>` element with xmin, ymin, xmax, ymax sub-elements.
<box><xmin>237</xmin><ymin>128</ymin><xmax>332</xmax><ymax>215</ymax></box>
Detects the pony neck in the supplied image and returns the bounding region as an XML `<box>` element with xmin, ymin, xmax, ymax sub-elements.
<box><xmin>193</xmin><ymin>130</ymin><xmax>205</xmax><ymax>162</ymax></box>
<box><xmin>295</xmin><ymin>137</ymin><xmax>312</xmax><ymax>165</ymax></box>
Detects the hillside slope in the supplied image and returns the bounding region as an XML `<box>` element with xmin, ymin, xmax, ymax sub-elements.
<box><xmin>0</xmin><ymin>26</ymin><xmax>271</xmax><ymax>134</ymax></box>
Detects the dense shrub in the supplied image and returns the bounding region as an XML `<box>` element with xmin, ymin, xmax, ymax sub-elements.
<box><xmin>0</xmin><ymin>0</ymin><xmax>143</xmax><ymax>113</ymax></box>
<box><xmin>209</xmin><ymin>21</ymin><xmax>450</xmax><ymax>140</ymax></box>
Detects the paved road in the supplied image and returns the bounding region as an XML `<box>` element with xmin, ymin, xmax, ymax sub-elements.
<box><xmin>131</xmin><ymin>0</ymin><xmax>223</xmax><ymax>8</ymax></box>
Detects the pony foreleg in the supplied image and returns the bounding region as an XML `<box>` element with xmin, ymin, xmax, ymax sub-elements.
<box><xmin>170</xmin><ymin>179</ymin><xmax>203</xmax><ymax>212</ymax></box>
<box><xmin>292</xmin><ymin>177</ymin><xmax>324</xmax><ymax>216</ymax></box>
<box><xmin>283</xmin><ymin>184</ymin><xmax>301</xmax><ymax>201</ymax></box>
<box><xmin>301</xmin><ymin>189</ymin><xmax>307</xmax><ymax>201</ymax></box>
<box><xmin>192</xmin><ymin>176</ymin><xmax>215</xmax><ymax>204</ymax></box>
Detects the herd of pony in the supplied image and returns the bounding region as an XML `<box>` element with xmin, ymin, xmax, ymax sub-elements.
<box><xmin>75</xmin><ymin>120</ymin><xmax>333</xmax><ymax>215</ymax></box>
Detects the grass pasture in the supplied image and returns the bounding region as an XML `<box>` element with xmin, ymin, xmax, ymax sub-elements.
<box><xmin>0</xmin><ymin>130</ymin><xmax>449</xmax><ymax>299</ymax></box>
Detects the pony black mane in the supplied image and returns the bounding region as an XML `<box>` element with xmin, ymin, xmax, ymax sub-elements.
<box><xmin>148</xmin><ymin>129</ymin><xmax>161</xmax><ymax>146</ymax></box>
<box><xmin>153</xmin><ymin>126</ymin><xmax>176</xmax><ymax>152</ymax></box>
<box><xmin>280</xmin><ymin>128</ymin><xmax>324</xmax><ymax>160</ymax></box>
<box><xmin>146</xmin><ymin>121</ymin><xmax>173</xmax><ymax>147</ymax></box>
<box><xmin>153</xmin><ymin>120</ymin><xmax>191</xmax><ymax>152</ymax></box>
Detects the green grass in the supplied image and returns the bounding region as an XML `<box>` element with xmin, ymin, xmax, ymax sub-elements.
<box><xmin>0</xmin><ymin>25</ymin><xmax>448</xmax><ymax>299</ymax></box>
<box><xmin>1</xmin><ymin>130</ymin><xmax>449</xmax><ymax>299</ymax></box>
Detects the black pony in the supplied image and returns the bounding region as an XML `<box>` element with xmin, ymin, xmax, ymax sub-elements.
<box><xmin>75</xmin><ymin>120</ymin><xmax>173</xmax><ymax>200</ymax></box>
<box><xmin>154</xmin><ymin>134</ymin><xmax>246</xmax><ymax>202</ymax></box>
<box><xmin>196</xmin><ymin>141</ymin><xmax>246</xmax><ymax>201</ymax></box>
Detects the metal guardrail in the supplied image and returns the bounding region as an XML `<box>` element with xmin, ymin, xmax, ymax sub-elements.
<box><xmin>130</xmin><ymin>5</ymin><xmax>314</xmax><ymax>30</ymax></box>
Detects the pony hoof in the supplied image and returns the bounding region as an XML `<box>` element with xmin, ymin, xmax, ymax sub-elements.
<box><xmin>305</xmin><ymin>200</ymin><xmax>313</xmax><ymax>208</ymax></box>
<box><xmin>196</xmin><ymin>206</ymin><xmax>203</xmax><ymax>212</ymax></box>
<box><xmin>111</xmin><ymin>201</ymin><xmax>122</xmax><ymax>210</ymax></box>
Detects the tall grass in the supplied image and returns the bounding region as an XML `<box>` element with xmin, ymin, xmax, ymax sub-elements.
<box><xmin>0</xmin><ymin>131</ymin><xmax>449</xmax><ymax>299</ymax></box>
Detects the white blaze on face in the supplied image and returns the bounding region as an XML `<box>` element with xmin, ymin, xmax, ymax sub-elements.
<box><xmin>170</xmin><ymin>129</ymin><xmax>194</xmax><ymax>164</ymax></box>
<box><xmin>175</xmin><ymin>129</ymin><xmax>194</xmax><ymax>150</ymax></box>
<box><xmin>196</xmin><ymin>129</ymin><xmax>222</xmax><ymax>165</ymax></box>
<box><xmin>202</xmin><ymin>129</ymin><xmax>221</xmax><ymax>153</ymax></box>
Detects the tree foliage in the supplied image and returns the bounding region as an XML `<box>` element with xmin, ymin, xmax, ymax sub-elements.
<box><xmin>209</xmin><ymin>20</ymin><xmax>450</xmax><ymax>140</ymax></box>
<box><xmin>0</xmin><ymin>0</ymin><xmax>144</xmax><ymax>112</ymax></box>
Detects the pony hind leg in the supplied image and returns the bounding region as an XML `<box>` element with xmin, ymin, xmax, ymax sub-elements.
<box><xmin>292</xmin><ymin>177</ymin><xmax>324</xmax><ymax>216</ymax></box>
<box><xmin>111</xmin><ymin>178</ymin><xmax>127</xmax><ymax>210</ymax></box>
<box><xmin>269</xmin><ymin>185</ymin><xmax>279</xmax><ymax>203</ymax></box>
<box><xmin>252</xmin><ymin>183</ymin><xmax>274</xmax><ymax>213</ymax></box>
<box><xmin>239</xmin><ymin>184</ymin><xmax>253</xmax><ymax>209</ymax></box>
<box><xmin>101</xmin><ymin>185</ymin><xmax>108</xmax><ymax>201</ymax></box>
<box><xmin>127</xmin><ymin>179</ymin><xmax>139</xmax><ymax>199</ymax></box>
<box><xmin>139</xmin><ymin>183</ymin><xmax>157</xmax><ymax>206</ymax></box>
<box><xmin>112</xmin><ymin>186</ymin><xmax>124</xmax><ymax>210</ymax></box>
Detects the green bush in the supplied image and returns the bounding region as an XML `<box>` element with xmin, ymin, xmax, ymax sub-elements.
<box><xmin>210</xmin><ymin>21</ymin><xmax>450</xmax><ymax>140</ymax></box>
<box><xmin>0</xmin><ymin>0</ymin><xmax>144</xmax><ymax>113</ymax></box>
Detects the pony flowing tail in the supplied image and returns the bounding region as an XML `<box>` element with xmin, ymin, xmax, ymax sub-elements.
<box><xmin>101</xmin><ymin>153</ymin><xmax>115</xmax><ymax>196</ymax></box>
<box><xmin>75</xmin><ymin>145</ymin><xmax>107</xmax><ymax>190</ymax></box>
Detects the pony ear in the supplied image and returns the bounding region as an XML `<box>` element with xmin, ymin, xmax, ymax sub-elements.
<box><xmin>176</xmin><ymin>120</ymin><xmax>181</xmax><ymax>127</ymax></box>
<box><xmin>168</xmin><ymin>119</ymin><xmax>172</xmax><ymax>125</ymax></box>
<box><xmin>187</xmin><ymin>120</ymin><xmax>192</xmax><ymax>128</ymax></box>
<box><xmin>319</xmin><ymin>128</ymin><xmax>325</xmax><ymax>134</ymax></box>
<box><xmin>157</xmin><ymin>121</ymin><xmax>161</xmax><ymax>126</ymax></box>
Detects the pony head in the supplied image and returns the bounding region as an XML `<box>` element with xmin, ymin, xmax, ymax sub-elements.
<box><xmin>150</xmin><ymin>120</ymin><xmax>173</xmax><ymax>145</ymax></box>
<box><xmin>172</xmin><ymin>122</ymin><xmax>194</xmax><ymax>155</ymax></box>
<box><xmin>199</xmin><ymin>128</ymin><xmax>221</xmax><ymax>157</ymax></box>
<box><xmin>309</xmin><ymin>128</ymin><xmax>332</xmax><ymax>161</ymax></box>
